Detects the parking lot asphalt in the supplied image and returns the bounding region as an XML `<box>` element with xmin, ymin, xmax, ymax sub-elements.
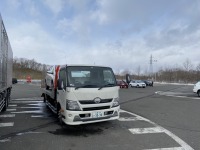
<box><xmin>0</xmin><ymin>83</ymin><xmax>199</xmax><ymax>150</ymax></box>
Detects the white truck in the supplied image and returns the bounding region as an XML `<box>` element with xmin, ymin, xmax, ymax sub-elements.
<box><xmin>42</xmin><ymin>65</ymin><xmax>120</xmax><ymax>125</ymax></box>
<box><xmin>0</xmin><ymin>14</ymin><xmax>13</xmax><ymax>112</ymax></box>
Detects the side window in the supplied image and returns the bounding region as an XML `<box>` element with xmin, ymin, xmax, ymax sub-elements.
<box><xmin>103</xmin><ymin>70</ymin><xmax>115</xmax><ymax>84</ymax></box>
<box><xmin>59</xmin><ymin>69</ymin><xmax>66</xmax><ymax>88</ymax></box>
<box><xmin>52</xmin><ymin>66</ymin><xmax>55</xmax><ymax>75</ymax></box>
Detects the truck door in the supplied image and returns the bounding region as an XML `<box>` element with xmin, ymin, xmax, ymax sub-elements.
<box><xmin>57</xmin><ymin>68</ymin><xmax>67</xmax><ymax>107</ymax></box>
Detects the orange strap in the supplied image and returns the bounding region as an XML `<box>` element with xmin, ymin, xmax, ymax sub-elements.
<box><xmin>54</xmin><ymin>65</ymin><xmax>60</xmax><ymax>89</ymax></box>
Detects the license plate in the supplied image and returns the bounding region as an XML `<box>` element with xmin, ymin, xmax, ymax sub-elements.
<box><xmin>92</xmin><ymin>111</ymin><xmax>103</xmax><ymax>118</ymax></box>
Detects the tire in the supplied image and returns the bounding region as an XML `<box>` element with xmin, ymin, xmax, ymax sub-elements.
<box><xmin>45</xmin><ymin>79</ymin><xmax>49</xmax><ymax>90</ymax></box>
<box><xmin>57</xmin><ymin>104</ymin><xmax>64</xmax><ymax>126</ymax></box>
<box><xmin>46</xmin><ymin>85</ymin><xmax>49</xmax><ymax>90</ymax></box>
<box><xmin>136</xmin><ymin>85</ymin><xmax>139</xmax><ymax>88</ymax></box>
<box><xmin>198</xmin><ymin>90</ymin><xmax>200</xmax><ymax>97</ymax></box>
<box><xmin>2</xmin><ymin>93</ymin><xmax>9</xmax><ymax>112</ymax></box>
<box><xmin>43</xmin><ymin>94</ymin><xmax>46</xmax><ymax>102</ymax></box>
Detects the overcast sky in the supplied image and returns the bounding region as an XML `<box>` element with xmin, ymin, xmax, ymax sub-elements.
<box><xmin>0</xmin><ymin>0</ymin><xmax>200</xmax><ymax>74</ymax></box>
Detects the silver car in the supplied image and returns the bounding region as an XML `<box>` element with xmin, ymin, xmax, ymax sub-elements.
<box><xmin>129</xmin><ymin>80</ymin><xmax>146</xmax><ymax>88</ymax></box>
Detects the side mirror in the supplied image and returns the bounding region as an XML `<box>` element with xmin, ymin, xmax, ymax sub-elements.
<box><xmin>47</xmin><ymin>71</ymin><xmax>53</xmax><ymax>74</ymax></box>
<box><xmin>57</xmin><ymin>79</ymin><xmax>66</xmax><ymax>91</ymax></box>
<box><xmin>57</xmin><ymin>79</ymin><xmax>62</xmax><ymax>90</ymax></box>
<box><xmin>126</xmin><ymin>74</ymin><xmax>131</xmax><ymax>84</ymax></box>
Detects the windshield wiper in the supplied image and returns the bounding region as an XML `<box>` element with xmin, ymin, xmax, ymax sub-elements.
<box><xmin>75</xmin><ymin>84</ymin><xmax>97</xmax><ymax>90</ymax></box>
<box><xmin>98</xmin><ymin>84</ymin><xmax>116</xmax><ymax>90</ymax></box>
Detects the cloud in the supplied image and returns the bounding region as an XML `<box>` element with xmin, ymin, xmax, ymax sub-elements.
<box><xmin>43</xmin><ymin>0</ymin><xmax>66</xmax><ymax>15</ymax></box>
<box><xmin>2</xmin><ymin>0</ymin><xmax>200</xmax><ymax>74</ymax></box>
<box><xmin>9</xmin><ymin>21</ymin><xmax>66</xmax><ymax>64</ymax></box>
<box><xmin>7</xmin><ymin>0</ymin><xmax>22</xmax><ymax>9</ymax></box>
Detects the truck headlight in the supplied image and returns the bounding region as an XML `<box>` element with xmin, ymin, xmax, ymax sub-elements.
<box><xmin>112</xmin><ymin>97</ymin><xmax>119</xmax><ymax>107</ymax></box>
<box><xmin>66</xmin><ymin>100</ymin><xmax>81</xmax><ymax>111</ymax></box>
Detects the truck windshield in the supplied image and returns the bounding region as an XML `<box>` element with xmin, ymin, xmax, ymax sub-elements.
<box><xmin>67</xmin><ymin>66</ymin><xmax>117</xmax><ymax>88</ymax></box>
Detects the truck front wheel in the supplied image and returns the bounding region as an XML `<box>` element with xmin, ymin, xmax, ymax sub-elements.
<box><xmin>57</xmin><ymin>104</ymin><xmax>64</xmax><ymax>126</ymax></box>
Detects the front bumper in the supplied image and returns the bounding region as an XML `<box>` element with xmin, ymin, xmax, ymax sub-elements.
<box><xmin>193</xmin><ymin>88</ymin><xmax>197</xmax><ymax>93</ymax></box>
<box><xmin>61</xmin><ymin>106</ymin><xmax>120</xmax><ymax>125</ymax></box>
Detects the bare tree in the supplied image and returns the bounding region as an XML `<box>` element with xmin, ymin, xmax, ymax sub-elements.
<box><xmin>196</xmin><ymin>63</ymin><xmax>200</xmax><ymax>72</ymax></box>
<box><xmin>183</xmin><ymin>58</ymin><xmax>193</xmax><ymax>71</ymax></box>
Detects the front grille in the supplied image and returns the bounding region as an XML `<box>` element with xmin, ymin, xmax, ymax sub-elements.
<box><xmin>82</xmin><ymin>106</ymin><xmax>110</xmax><ymax>111</ymax></box>
<box><xmin>79</xmin><ymin>99</ymin><xmax>112</xmax><ymax>104</ymax></box>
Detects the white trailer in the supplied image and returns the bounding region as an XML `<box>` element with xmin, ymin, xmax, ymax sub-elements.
<box><xmin>42</xmin><ymin>65</ymin><xmax>120</xmax><ymax>125</ymax></box>
<box><xmin>0</xmin><ymin>14</ymin><xmax>13</xmax><ymax>112</ymax></box>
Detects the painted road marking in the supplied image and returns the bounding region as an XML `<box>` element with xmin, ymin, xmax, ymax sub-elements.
<box><xmin>0</xmin><ymin>114</ymin><xmax>15</xmax><ymax>118</ymax></box>
<box><xmin>28</xmin><ymin>103</ymin><xmax>44</xmax><ymax>106</ymax></box>
<box><xmin>12</xmin><ymin>110</ymin><xmax>43</xmax><ymax>114</ymax></box>
<box><xmin>8</xmin><ymin>104</ymin><xmax>17</xmax><ymax>107</ymax></box>
<box><xmin>0</xmin><ymin>138</ymin><xmax>11</xmax><ymax>143</ymax></box>
<box><xmin>155</xmin><ymin>91</ymin><xmax>200</xmax><ymax>100</ymax></box>
<box><xmin>129</xmin><ymin>127</ymin><xmax>164</xmax><ymax>134</ymax></box>
<box><xmin>12</xmin><ymin>97</ymin><xmax>43</xmax><ymax>101</ymax></box>
<box><xmin>121</xmin><ymin>110</ymin><xmax>194</xmax><ymax>150</ymax></box>
<box><xmin>10</xmin><ymin>101</ymin><xmax>42</xmax><ymax>104</ymax></box>
<box><xmin>118</xmin><ymin>117</ymin><xmax>144</xmax><ymax>121</ymax></box>
<box><xmin>144</xmin><ymin>147</ymin><xmax>184</xmax><ymax>150</ymax></box>
<box><xmin>119</xmin><ymin>109</ymin><xmax>127</xmax><ymax>113</ymax></box>
<box><xmin>6</xmin><ymin>109</ymin><xmax>16</xmax><ymax>111</ymax></box>
<box><xmin>19</xmin><ymin>107</ymin><xmax>41</xmax><ymax>109</ymax></box>
<box><xmin>31</xmin><ymin>115</ymin><xmax>47</xmax><ymax>118</ymax></box>
<box><xmin>0</xmin><ymin>123</ymin><xmax>14</xmax><ymax>127</ymax></box>
<box><xmin>16</xmin><ymin>131</ymin><xmax>43</xmax><ymax>136</ymax></box>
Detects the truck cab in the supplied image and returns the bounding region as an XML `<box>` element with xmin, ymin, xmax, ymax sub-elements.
<box><xmin>44</xmin><ymin>65</ymin><xmax>120</xmax><ymax>125</ymax></box>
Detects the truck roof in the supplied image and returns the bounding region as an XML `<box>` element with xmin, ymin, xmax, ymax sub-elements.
<box><xmin>59</xmin><ymin>64</ymin><xmax>112</xmax><ymax>68</ymax></box>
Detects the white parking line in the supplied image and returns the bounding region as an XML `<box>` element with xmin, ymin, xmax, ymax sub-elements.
<box><xmin>31</xmin><ymin>115</ymin><xmax>46</xmax><ymax>118</ymax></box>
<box><xmin>12</xmin><ymin>110</ymin><xmax>43</xmax><ymax>114</ymax></box>
<box><xmin>19</xmin><ymin>107</ymin><xmax>41</xmax><ymax>109</ymax></box>
<box><xmin>28</xmin><ymin>104</ymin><xmax>44</xmax><ymax>106</ymax></box>
<box><xmin>8</xmin><ymin>104</ymin><xmax>17</xmax><ymax>107</ymax></box>
<box><xmin>10</xmin><ymin>101</ymin><xmax>42</xmax><ymax>103</ymax></box>
<box><xmin>144</xmin><ymin>147</ymin><xmax>184</xmax><ymax>150</ymax></box>
<box><xmin>0</xmin><ymin>114</ymin><xmax>15</xmax><ymax>118</ymax></box>
<box><xmin>0</xmin><ymin>138</ymin><xmax>11</xmax><ymax>143</ymax></box>
<box><xmin>129</xmin><ymin>127</ymin><xmax>164</xmax><ymax>134</ymax></box>
<box><xmin>12</xmin><ymin>97</ymin><xmax>43</xmax><ymax>101</ymax></box>
<box><xmin>6</xmin><ymin>109</ymin><xmax>16</xmax><ymax>111</ymax></box>
<box><xmin>166</xmin><ymin>95</ymin><xmax>200</xmax><ymax>100</ymax></box>
<box><xmin>155</xmin><ymin>91</ymin><xmax>200</xmax><ymax>100</ymax></box>
<box><xmin>0</xmin><ymin>123</ymin><xmax>14</xmax><ymax>127</ymax></box>
<box><xmin>121</xmin><ymin>110</ymin><xmax>194</xmax><ymax>150</ymax></box>
<box><xmin>16</xmin><ymin>131</ymin><xmax>43</xmax><ymax>136</ymax></box>
<box><xmin>118</xmin><ymin>117</ymin><xmax>144</xmax><ymax>121</ymax></box>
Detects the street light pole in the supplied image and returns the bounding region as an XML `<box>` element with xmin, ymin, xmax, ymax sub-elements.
<box><xmin>154</xmin><ymin>60</ymin><xmax>157</xmax><ymax>82</ymax></box>
<box><xmin>149</xmin><ymin>55</ymin><xmax>157</xmax><ymax>81</ymax></box>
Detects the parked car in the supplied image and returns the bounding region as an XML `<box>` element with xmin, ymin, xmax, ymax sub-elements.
<box><xmin>193</xmin><ymin>81</ymin><xmax>200</xmax><ymax>97</ymax></box>
<box><xmin>143</xmin><ymin>80</ymin><xmax>153</xmax><ymax>86</ymax></box>
<box><xmin>129</xmin><ymin>80</ymin><xmax>146</xmax><ymax>88</ymax></box>
<box><xmin>45</xmin><ymin>65</ymin><xmax>59</xmax><ymax>90</ymax></box>
<box><xmin>12</xmin><ymin>78</ymin><xmax>18</xmax><ymax>84</ymax></box>
<box><xmin>117</xmin><ymin>80</ymin><xmax>128</xmax><ymax>88</ymax></box>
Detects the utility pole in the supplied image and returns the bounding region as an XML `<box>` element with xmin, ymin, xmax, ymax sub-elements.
<box><xmin>149</xmin><ymin>54</ymin><xmax>153</xmax><ymax>77</ymax></box>
<box><xmin>149</xmin><ymin>54</ymin><xmax>157</xmax><ymax>81</ymax></box>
